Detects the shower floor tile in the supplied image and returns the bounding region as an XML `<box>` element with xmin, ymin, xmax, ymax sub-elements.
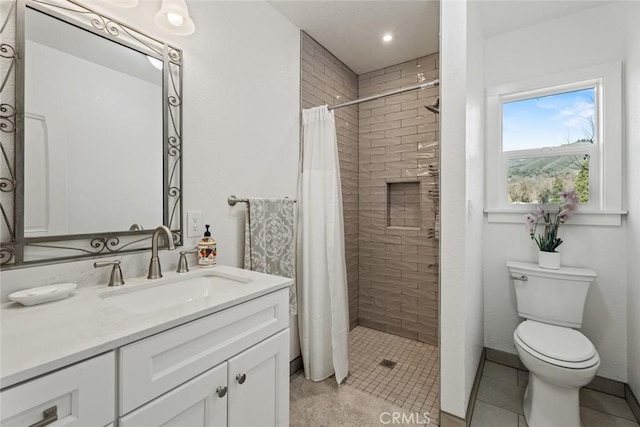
<box><xmin>345</xmin><ymin>326</ymin><xmax>440</xmax><ymax>425</ymax></box>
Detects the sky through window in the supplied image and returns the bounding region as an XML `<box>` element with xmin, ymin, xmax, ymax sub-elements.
<box><xmin>502</xmin><ymin>87</ymin><xmax>595</xmax><ymax>151</ymax></box>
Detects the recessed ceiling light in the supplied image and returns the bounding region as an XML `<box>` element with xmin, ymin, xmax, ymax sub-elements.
<box><xmin>382</xmin><ymin>34</ymin><xmax>393</xmax><ymax>42</ymax></box>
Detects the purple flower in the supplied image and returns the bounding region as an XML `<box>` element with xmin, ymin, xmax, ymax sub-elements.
<box><xmin>559</xmin><ymin>208</ymin><xmax>576</xmax><ymax>222</ymax></box>
<box><xmin>525</xmin><ymin>188</ymin><xmax>579</xmax><ymax>251</ymax></box>
<box><xmin>561</xmin><ymin>189</ymin><xmax>579</xmax><ymax>206</ymax></box>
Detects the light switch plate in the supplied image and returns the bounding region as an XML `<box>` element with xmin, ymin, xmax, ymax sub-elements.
<box><xmin>187</xmin><ymin>211</ymin><xmax>202</xmax><ymax>237</ymax></box>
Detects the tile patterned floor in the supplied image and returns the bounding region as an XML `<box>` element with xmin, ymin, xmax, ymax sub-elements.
<box><xmin>471</xmin><ymin>361</ymin><xmax>640</xmax><ymax>427</ymax></box>
<box><xmin>344</xmin><ymin>326</ymin><xmax>440</xmax><ymax>425</ymax></box>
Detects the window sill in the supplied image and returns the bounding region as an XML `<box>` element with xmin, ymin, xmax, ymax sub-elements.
<box><xmin>485</xmin><ymin>210</ymin><xmax>627</xmax><ymax>226</ymax></box>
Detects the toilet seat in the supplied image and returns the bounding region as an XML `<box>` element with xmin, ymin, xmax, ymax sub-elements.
<box><xmin>515</xmin><ymin>321</ymin><xmax>599</xmax><ymax>369</ymax></box>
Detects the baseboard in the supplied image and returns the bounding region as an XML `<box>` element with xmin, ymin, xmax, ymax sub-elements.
<box><xmin>465</xmin><ymin>348</ymin><xmax>486</xmax><ymax>426</ymax></box>
<box><xmin>626</xmin><ymin>384</ymin><xmax>640</xmax><ymax>423</ymax></box>
<box><xmin>485</xmin><ymin>347</ymin><xmax>626</xmax><ymax>398</ymax></box>
<box><xmin>440</xmin><ymin>411</ymin><xmax>466</xmax><ymax>427</ymax></box>
<box><xmin>485</xmin><ymin>347</ymin><xmax>526</xmax><ymax>371</ymax></box>
<box><xmin>290</xmin><ymin>356</ymin><xmax>303</xmax><ymax>376</ymax></box>
<box><xmin>587</xmin><ymin>375</ymin><xmax>626</xmax><ymax>398</ymax></box>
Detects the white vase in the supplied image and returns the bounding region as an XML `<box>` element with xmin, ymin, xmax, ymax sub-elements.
<box><xmin>538</xmin><ymin>251</ymin><xmax>560</xmax><ymax>269</ymax></box>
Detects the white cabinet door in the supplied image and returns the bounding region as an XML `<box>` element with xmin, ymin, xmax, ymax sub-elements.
<box><xmin>119</xmin><ymin>362</ymin><xmax>227</xmax><ymax>427</ymax></box>
<box><xmin>0</xmin><ymin>352</ymin><xmax>115</xmax><ymax>427</ymax></box>
<box><xmin>227</xmin><ymin>330</ymin><xmax>289</xmax><ymax>427</ymax></box>
<box><xmin>119</xmin><ymin>289</ymin><xmax>288</xmax><ymax>415</ymax></box>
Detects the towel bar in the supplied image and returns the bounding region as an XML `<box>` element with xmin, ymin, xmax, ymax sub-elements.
<box><xmin>227</xmin><ymin>195</ymin><xmax>297</xmax><ymax>207</ymax></box>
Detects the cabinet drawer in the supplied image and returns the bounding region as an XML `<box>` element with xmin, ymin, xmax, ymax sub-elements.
<box><xmin>119</xmin><ymin>289</ymin><xmax>288</xmax><ymax>415</ymax></box>
<box><xmin>0</xmin><ymin>352</ymin><xmax>115</xmax><ymax>427</ymax></box>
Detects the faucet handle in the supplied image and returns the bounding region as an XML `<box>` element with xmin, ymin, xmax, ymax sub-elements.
<box><xmin>94</xmin><ymin>260</ymin><xmax>125</xmax><ymax>287</ymax></box>
<box><xmin>177</xmin><ymin>249</ymin><xmax>198</xmax><ymax>274</ymax></box>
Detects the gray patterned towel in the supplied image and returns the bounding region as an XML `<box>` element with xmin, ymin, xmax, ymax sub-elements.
<box><xmin>244</xmin><ymin>198</ymin><xmax>297</xmax><ymax>314</ymax></box>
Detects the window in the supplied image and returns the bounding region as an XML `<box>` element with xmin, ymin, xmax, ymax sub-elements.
<box><xmin>503</xmin><ymin>86</ymin><xmax>597</xmax><ymax>208</ymax></box>
<box><xmin>486</xmin><ymin>62</ymin><xmax>623</xmax><ymax>225</ymax></box>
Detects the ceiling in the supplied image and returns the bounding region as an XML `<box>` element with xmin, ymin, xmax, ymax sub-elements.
<box><xmin>268</xmin><ymin>0</ymin><xmax>614</xmax><ymax>77</ymax></box>
<box><xmin>268</xmin><ymin>0</ymin><xmax>440</xmax><ymax>75</ymax></box>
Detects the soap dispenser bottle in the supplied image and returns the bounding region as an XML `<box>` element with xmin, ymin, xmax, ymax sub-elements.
<box><xmin>198</xmin><ymin>225</ymin><xmax>217</xmax><ymax>267</ymax></box>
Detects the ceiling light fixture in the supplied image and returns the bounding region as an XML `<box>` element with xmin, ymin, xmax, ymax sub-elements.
<box><xmin>155</xmin><ymin>0</ymin><xmax>195</xmax><ymax>36</ymax></box>
<box><xmin>382</xmin><ymin>34</ymin><xmax>393</xmax><ymax>42</ymax></box>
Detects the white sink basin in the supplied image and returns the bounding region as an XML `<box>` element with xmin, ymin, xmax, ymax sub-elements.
<box><xmin>99</xmin><ymin>271</ymin><xmax>252</xmax><ymax>314</ymax></box>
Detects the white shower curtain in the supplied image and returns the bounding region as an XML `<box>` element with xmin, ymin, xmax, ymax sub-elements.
<box><xmin>297</xmin><ymin>105</ymin><xmax>349</xmax><ymax>384</ymax></box>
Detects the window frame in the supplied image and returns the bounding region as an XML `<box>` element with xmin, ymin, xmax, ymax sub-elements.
<box><xmin>485</xmin><ymin>62</ymin><xmax>624</xmax><ymax>225</ymax></box>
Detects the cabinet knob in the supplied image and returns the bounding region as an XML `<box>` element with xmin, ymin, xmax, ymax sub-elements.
<box><xmin>236</xmin><ymin>373</ymin><xmax>247</xmax><ymax>384</ymax></box>
<box><xmin>216</xmin><ymin>385</ymin><xmax>227</xmax><ymax>398</ymax></box>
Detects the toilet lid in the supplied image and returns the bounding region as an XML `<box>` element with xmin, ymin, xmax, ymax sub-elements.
<box><xmin>516</xmin><ymin>321</ymin><xmax>596</xmax><ymax>363</ymax></box>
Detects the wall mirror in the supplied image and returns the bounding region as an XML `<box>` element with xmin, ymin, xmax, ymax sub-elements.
<box><xmin>0</xmin><ymin>0</ymin><xmax>183</xmax><ymax>267</ymax></box>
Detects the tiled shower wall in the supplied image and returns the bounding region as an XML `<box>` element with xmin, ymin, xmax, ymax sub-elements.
<box><xmin>357</xmin><ymin>54</ymin><xmax>440</xmax><ymax>345</ymax></box>
<box><xmin>300</xmin><ymin>32</ymin><xmax>360</xmax><ymax>329</ymax></box>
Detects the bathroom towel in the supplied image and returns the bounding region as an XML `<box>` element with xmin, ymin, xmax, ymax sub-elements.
<box><xmin>244</xmin><ymin>198</ymin><xmax>297</xmax><ymax>314</ymax></box>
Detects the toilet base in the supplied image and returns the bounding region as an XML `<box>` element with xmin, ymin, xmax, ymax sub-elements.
<box><xmin>523</xmin><ymin>372</ymin><xmax>582</xmax><ymax>427</ymax></box>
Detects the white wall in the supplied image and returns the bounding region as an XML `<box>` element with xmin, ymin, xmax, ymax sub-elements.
<box><xmin>440</xmin><ymin>0</ymin><xmax>485</xmax><ymax>418</ymax></box>
<box><xmin>464</xmin><ymin>0</ymin><xmax>485</xmax><ymax>404</ymax></box>
<box><xmin>625</xmin><ymin>1</ymin><xmax>640</xmax><ymax>398</ymax></box>
<box><xmin>1</xmin><ymin>0</ymin><xmax>302</xmax><ymax>360</ymax></box>
<box><xmin>482</xmin><ymin>2</ymin><xmax>632</xmax><ymax>382</ymax></box>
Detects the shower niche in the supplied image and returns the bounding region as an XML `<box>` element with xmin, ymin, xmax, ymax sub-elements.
<box><xmin>386</xmin><ymin>181</ymin><xmax>422</xmax><ymax>229</ymax></box>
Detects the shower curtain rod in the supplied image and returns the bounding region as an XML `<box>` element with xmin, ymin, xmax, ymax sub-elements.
<box><xmin>327</xmin><ymin>78</ymin><xmax>439</xmax><ymax>111</ymax></box>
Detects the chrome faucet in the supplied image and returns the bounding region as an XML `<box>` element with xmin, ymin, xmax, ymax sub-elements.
<box><xmin>148</xmin><ymin>225</ymin><xmax>176</xmax><ymax>279</ymax></box>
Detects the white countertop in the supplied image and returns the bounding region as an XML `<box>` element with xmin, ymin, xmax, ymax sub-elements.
<box><xmin>0</xmin><ymin>265</ymin><xmax>292</xmax><ymax>389</ymax></box>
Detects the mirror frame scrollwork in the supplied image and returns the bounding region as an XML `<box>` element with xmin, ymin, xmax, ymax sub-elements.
<box><xmin>0</xmin><ymin>0</ymin><xmax>183</xmax><ymax>268</ymax></box>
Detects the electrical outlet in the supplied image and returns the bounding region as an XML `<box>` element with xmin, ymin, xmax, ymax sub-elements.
<box><xmin>187</xmin><ymin>211</ymin><xmax>202</xmax><ymax>237</ymax></box>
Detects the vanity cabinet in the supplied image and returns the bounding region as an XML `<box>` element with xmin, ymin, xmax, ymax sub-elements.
<box><xmin>0</xmin><ymin>352</ymin><xmax>115</xmax><ymax>426</ymax></box>
<box><xmin>120</xmin><ymin>330</ymin><xmax>289</xmax><ymax>427</ymax></box>
<box><xmin>118</xmin><ymin>288</ymin><xmax>289</xmax><ymax>426</ymax></box>
<box><xmin>0</xmin><ymin>286</ymin><xmax>289</xmax><ymax>427</ymax></box>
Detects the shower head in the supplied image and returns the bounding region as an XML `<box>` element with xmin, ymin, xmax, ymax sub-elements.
<box><xmin>424</xmin><ymin>97</ymin><xmax>439</xmax><ymax>114</ymax></box>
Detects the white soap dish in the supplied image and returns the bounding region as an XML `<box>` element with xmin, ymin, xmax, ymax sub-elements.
<box><xmin>9</xmin><ymin>283</ymin><xmax>77</xmax><ymax>306</ymax></box>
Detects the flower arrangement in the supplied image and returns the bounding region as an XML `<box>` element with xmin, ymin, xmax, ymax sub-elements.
<box><xmin>525</xmin><ymin>189</ymin><xmax>579</xmax><ymax>252</ymax></box>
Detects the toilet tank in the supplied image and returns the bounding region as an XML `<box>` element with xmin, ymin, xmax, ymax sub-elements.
<box><xmin>507</xmin><ymin>261</ymin><xmax>597</xmax><ymax>328</ymax></box>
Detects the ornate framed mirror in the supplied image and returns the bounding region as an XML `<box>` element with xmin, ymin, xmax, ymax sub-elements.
<box><xmin>0</xmin><ymin>0</ymin><xmax>183</xmax><ymax>267</ymax></box>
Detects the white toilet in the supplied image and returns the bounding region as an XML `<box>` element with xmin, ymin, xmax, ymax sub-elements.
<box><xmin>508</xmin><ymin>261</ymin><xmax>600</xmax><ymax>427</ymax></box>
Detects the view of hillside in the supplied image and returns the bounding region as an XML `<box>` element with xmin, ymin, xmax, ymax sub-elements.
<box><xmin>507</xmin><ymin>147</ymin><xmax>590</xmax><ymax>204</ymax></box>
